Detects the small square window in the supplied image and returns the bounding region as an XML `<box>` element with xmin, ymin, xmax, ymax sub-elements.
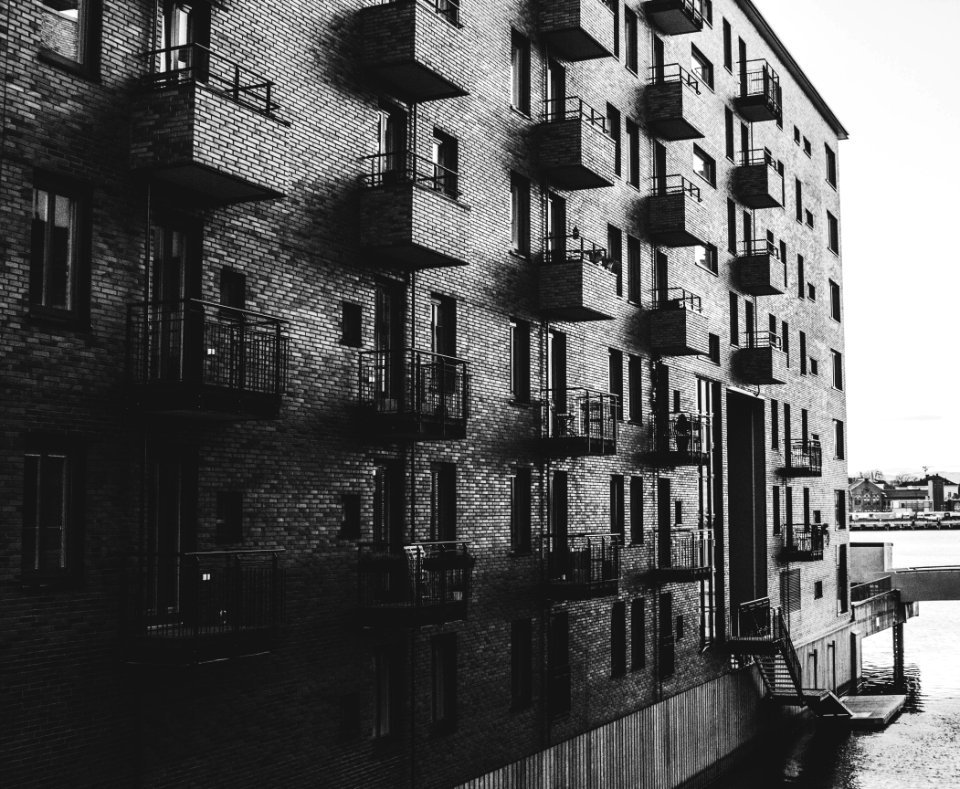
<box><xmin>341</xmin><ymin>302</ymin><xmax>362</xmax><ymax>347</ymax></box>
<box><xmin>691</xmin><ymin>45</ymin><xmax>713</xmax><ymax>90</ymax></box>
<box><xmin>692</xmin><ymin>145</ymin><xmax>716</xmax><ymax>187</ymax></box>
<box><xmin>694</xmin><ymin>244</ymin><xmax>718</xmax><ymax>274</ymax></box>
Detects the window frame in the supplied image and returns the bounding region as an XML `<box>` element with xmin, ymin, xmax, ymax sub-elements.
<box><xmin>694</xmin><ymin>243</ymin><xmax>718</xmax><ymax>275</ymax></box>
<box><xmin>831</xmin><ymin>349</ymin><xmax>844</xmax><ymax>390</ymax></box>
<box><xmin>509</xmin><ymin>318</ymin><xmax>531</xmax><ymax>403</ymax></box>
<box><xmin>510</xmin><ymin>467</ymin><xmax>532</xmax><ymax>554</ymax></box>
<box><xmin>431</xmin><ymin>633</ymin><xmax>458</xmax><ymax>732</ymax></box>
<box><xmin>37</xmin><ymin>0</ymin><xmax>103</xmax><ymax>78</ymax></box>
<box><xmin>829</xmin><ymin>279</ymin><xmax>842</xmax><ymax>322</ymax></box>
<box><xmin>509</xmin><ymin>172</ymin><xmax>531</xmax><ymax>255</ymax></box>
<box><xmin>690</xmin><ymin>44</ymin><xmax>714</xmax><ymax>90</ymax></box>
<box><xmin>827</xmin><ymin>211</ymin><xmax>840</xmax><ymax>254</ymax></box>
<box><xmin>692</xmin><ymin>144</ymin><xmax>716</xmax><ymax>187</ymax></box>
<box><xmin>510</xmin><ymin>30</ymin><xmax>531</xmax><ymax>115</ymax></box>
<box><xmin>624</xmin><ymin>8</ymin><xmax>639</xmax><ymax>74</ymax></box>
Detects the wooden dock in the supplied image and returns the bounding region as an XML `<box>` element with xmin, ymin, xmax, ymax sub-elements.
<box><xmin>840</xmin><ymin>695</ymin><xmax>907</xmax><ymax>729</ymax></box>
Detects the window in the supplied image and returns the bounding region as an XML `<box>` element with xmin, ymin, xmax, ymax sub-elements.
<box><xmin>780</xmin><ymin>568</ymin><xmax>801</xmax><ymax>614</ymax></box>
<box><xmin>771</xmin><ymin>398</ymin><xmax>779</xmax><ymax>449</ymax></box>
<box><xmin>510</xmin><ymin>467</ymin><xmax>532</xmax><ymax>553</ymax></box>
<box><xmin>825</xmin><ymin>144</ymin><xmax>838</xmax><ymax>187</ymax></box>
<box><xmin>694</xmin><ymin>244</ymin><xmax>718</xmax><ymax>275</ymax></box>
<box><xmin>834</xmin><ymin>419</ymin><xmax>845</xmax><ymax>459</ymax></box>
<box><xmin>22</xmin><ymin>437</ymin><xmax>83</xmax><ymax>581</ymax></box>
<box><xmin>631</xmin><ymin>598</ymin><xmax>645</xmax><ymax>670</ymax></box>
<box><xmin>341</xmin><ymin>302</ymin><xmax>362</xmax><ymax>347</ymax></box>
<box><xmin>814</xmin><ymin>580</ymin><xmax>823</xmax><ymax>600</ymax></box>
<box><xmin>828</xmin><ymin>211</ymin><xmax>840</xmax><ymax>254</ymax></box>
<box><xmin>691</xmin><ymin>45</ymin><xmax>713</xmax><ymax>89</ymax></box>
<box><xmin>511</xmin><ymin>620</ymin><xmax>533</xmax><ymax>709</ymax></box>
<box><xmin>794</xmin><ymin>178</ymin><xmax>803</xmax><ymax>222</ymax></box>
<box><xmin>724</xmin><ymin>107</ymin><xmax>735</xmax><ymax>160</ymax></box>
<box><xmin>431</xmin><ymin>633</ymin><xmax>457</xmax><ymax>730</ymax></box>
<box><xmin>805</xmin><ymin>209</ymin><xmax>814</xmax><ymax>228</ymax></box>
<box><xmin>831</xmin><ymin>350</ymin><xmax>843</xmax><ymax>390</ymax></box>
<box><xmin>692</xmin><ymin>145</ymin><xmax>716</xmax><ymax>186</ymax></box>
<box><xmin>807</xmin><ymin>282</ymin><xmax>816</xmax><ymax>301</ymax></box>
<box><xmin>339</xmin><ymin>493</ymin><xmax>360</xmax><ymax>540</ymax></box>
<box><xmin>627</xmin><ymin>234</ymin><xmax>641</xmax><ymax>302</ymax></box>
<box><xmin>216</xmin><ymin>491</ymin><xmax>244</xmax><ymax>543</ymax></box>
<box><xmin>220</xmin><ymin>266</ymin><xmax>246</xmax><ymax>308</ymax></box>
<box><xmin>509</xmin><ymin>319</ymin><xmax>531</xmax><ymax>402</ymax></box>
<box><xmin>608</xmin><ymin>224</ymin><xmax>623</xmax><ymax>297</ymax></box>
<box><xmin>31</xmin><ymin>173</ymin><xmax>90</xmax><ymax>324</ymax></box>
<box><xmin>793</xmin><ymin>126</ymin><xmax>801</xmax><ymax>145</ymax></box>
<box><xmin>722</xmin><ymin>19</ymin><xmax>732</xmax><ymax>71</ymax></box>
<box><xmin>609</xmin><ymin>349</ymin><xmax>624</xmax><ymax>420</ymax></box>
<box><xmin>548</xmin><ymin>612</ymin><xmax>571</xmax><ymax>716</ymax></box>
<box><xmin>707</xmin><ymin>333</ymin><xmax>720</xmax><ymax>364</ymax></box>
<box><xmin>38</xmin><ymin>0</ymin><xmax>101</xmax><ymax>73</ymax></box>
<box><xmin>626</xmin><ymin>119</ymin><xmax>640</xmax><ymax>187</ymax></box>
<box><xmin>430</xmin><ymin>463</ymin><xmax>456</xmax><ymax>540</ymax></box>
<box><xmin>510</xmin><ymin>31</ymin><xmax>531</xmax><ymax>114</ymax></box>
<box><xmin>610</xmin><ymin>475</ymin><xmax>625</xmax><ymax>540</ymax></box>
<box><xmin>628</xmin><ymin>355</ymin><xmax>642</xmax><ymax>423</ymax></box>
<box><xmin>810</xmin><ymin>358</ymin><xmax>818</xmax><ymax>376</ymax></box>
<box><xmin>835</xmin><ymin>490</ymin><xmax>847</xmax><ymax>530</ymax></box>
<box><xmin>773</xmin><ymin>486</ymin><xmax>781</xmax><ymax>535</ymax></box>
<box><xmin>611</xmin><ymin>601</ymin><xmax>627</xmax><ymax>677</ymax></box>
<box><xmin>727</xmin><ymin>199</ymin><xmax>737</xmax><ymax>253</ymax></box>
<box><xmin>796</xmin><ymin>256</ymin><xmax>805</xmax><ymax>299</ymax></box>
<box><xmin>624</xmin><ymin>9</ymin><xmax>638</xmax><ymax>73</ymax></box>
<box><xmin>510</xmin><ymin>172</ymin><xmax>531</xmax><ymax>255</ymax></box>
<box><xmin>430</xmin><ymin>294</ymin><xmax>456</xmax><ymax>356</ymax></box>
<box><xmin>803</xmin><ymin>137</ymin><xmax>812</xmax><ymax>157</ymax></box>
<box><xmin>374</xmin><ymin>646</ymin><xmax>399</xmax><ymax>738</ymax></box>
<box><xmin>838</xmin><ymin>544</ymin><xmax>849</xmax><ymax>613</ymax></box>
<box><xmin>630</xmin><ymin>476</ymin><xmax>644</xmax><ymax>544</ymax></box>
<box><xmin>781</xmin><ymin>321</ymin><xmax>790</xmax><ymax>366</ymax></box>
<box><xmin>829</xmin><ymin>280</ymin><xmax>842</xmax><ymax>322</ymax></box>
<box><xmin>702</xmin><ymin>0</ymin><xmax>713</xmax><ymax>25</ymax></box>
<box><xmin>607</xmin><ymin>104</ymin><xmax>622</xmax><ymax>177</ymax></box>
<box><xmin>799</xmin><ymin>331</ymin><xmax>807</xmax><ymax>375</ymax></box>
<box><xmin>779</xmin><ymin>241</ymin><xmax>788</xmax><ymax>285</ymax></box>
<box><xmin>431</xmin><ymin>130</ymin><xmax>459</xmax><ymax>197</ymax></box>
<box><xmin>729</xmin><ymin>292</ymin><xmax>739</xmax><ymax>346</ymax></box>
<box><xmin>783</xmin><ymin>403</ymin><xmax>791</xmax><ymax>449</ymax></box>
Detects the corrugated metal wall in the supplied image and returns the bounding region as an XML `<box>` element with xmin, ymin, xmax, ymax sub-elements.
<box><xmin>456</xmin><ymin>668</ymin><xmax>765</xmax><ymax>789</ymax></box>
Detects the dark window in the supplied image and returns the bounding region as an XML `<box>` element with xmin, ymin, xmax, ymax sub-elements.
<box><xmin>807</xmin><ymin>282</ymin><xmax>816</xmax><ymax>301</ymax></box>
<box><xmin>609</xmin><ymin>349</ymin><xmax>623</xmax><ymax>420</ymax></box>
<box><xmin>773</xmin><ymin>486</ymin><xmax>781</xmax><ymax>535</ymax></box>
<box><xmin>611</xmin><ymin>601</ymin><xmax>627</xmax><ymax>677</ymax></box>
<box><xmin>510</xmin><ymin>172</ymin><xmax>531</xmax><ymax>255</ymax></box>
<box><xmin>799</xmin><ymin>331</ymin><xmax>807</xmax><ymax>375</ymax></box>
<box><xmin>803</xmin><ymin>137</ymin><xmax>812</xmax><ymax>157</ymax></box>
<box><xmin>339</xmin><ymin>693</ymin><xmax>362</xmax><ymax>741</ymax></box>
<box><xmin>722</xmin><ymin>18</ymin><xmax>732</xmax><ymax>71</ymax></box>
<box><xmin>674</xmin><ymin>499</ymin><xmax>682</xmax><ymax>526</ymax></box>
<box><xmin>771</xmin><ymin>398</ymin><xmax>779</xmax><ymax>449</ymax></box>
<box><xmin>624</xmin><ymin>9</ymin><xmax>638</xmax><ymax>73</ymax></box>
<box><xmin>430</xmin><ymin>294</ymin><xmax>456</xmax><ymax>357</ymax></box>
<box><xmin>724</xmin><ymin>107</ymin><xmax>735</xmax><ymax>160</ymax></box>
<box><xmin>829</xmin><ymin>280</ymin><xmax>842</xmax><ymax>322</ymax></box>
<box><xmin>38</xmin><ymin>0</ymin><xmax>101</xmax><ymax>74</ymax></box>
<box><xmin>216</xmin><ymin>491</ymin><xmax>243</xmax><ymax>543</ymax></box>
<box><xmin>794</xmin><ymin>126</ymin><xmax>801</xmax><ymax>145</ymax></box>
<box><xmin>431</xmin><ymin>633</ymin><xmax>457</xmax><ymax>730</ymax></box>
<box><xmin>676</xmin><ymin>615</ymin><xmax>684</xmax><ymax>641</ymax></box>
<box><xmin>691</xmin><ymin>45</ymin><xmax>713</xmax><ymax>89</ymax></box>
<box><xmin>835</xmin><ymin>490</ymin><xmax>847</xmax><ymax>530</ymax></box>
<box><xmin>729</xmin><ymin>292</ymin><xmax>739</xmax><ymax>345</ymax></box>
<box><xmin>339</xmin><ymin>493</ymin><xmax>360</xmax><ymax>540</ymax></box>
<box><xmin>630</xmin><ymin>476</ymin><xmax>644</xmax><ymax>544</ymax></box>
<box><xmin>431</xmin><ymin>130</ymin><xmax>459</xmax><ymax>197</ymax></box>
<box><xmin>510</xmin><ymin>31</ymin><xmax>531</xmax><ymax>114</ymax></box>
<box><xmin>781</xmin><ymin>321</ymin><xmax>790</xmax><ymax>366</ymax></box>
<box><xmin>510</xmin><ymin>467</ymin><xmax>532</xmax><ymax>553</ymax></box>
<box><xmin>627</xmin><ymin>234</ymin><xmax>641</xmax><ymax>302</ymax></box>
<box><xmin>805</xmin><ymin>209</ymin><xmax>814</xmax><ymax>228</ymax></box>
<box><xmin>703</xmin><ymin>0</ymin><xmax>713</xmax><ymax>25</ymax></box>
<box><xmin>610</xmin><ymin>475</ymin><xmax>625</xmax><ymax>540</ymax></box>
<box><xmin>834</xmin><ymin>419</ymin><xmax>845</xmax><ymax>459</ymax></box>
<box><xmin>708</xmin><ymin>333</ymin><xmax>720</xmax><ymax>364</ymax></box>
<box><xmin>783</xmin><ymin>403</ymin><xmax>792</xmax><ymax>449</ymax></box>
<box><xmin>838</xmin><ymin>544</ymin><xmax>849</xmax><ymax>613</ymax></box>
<box><xmin>831</xmin><ymin>350</ymin><xmax>843</xmax><ymax>390</ymax></box>
<box><xmin>795</xmin><ymin>178</ymin><xmax>803</xmax><ymax>222</ymax></box>
<box><xmin>341</xmin><ymin>302</ymin><xmax>362</xmax><ymax>347</ymax></box>
<box><xmin>811</xmin><ymin>358</ymin><xmax>819</xmax><ymax>376</ymax></box>
<box><xmin>780</xmin><ymin>568</ymin><xmax>801</xmax><ymax>614</ymax></box>
<box><xmin>220</xmin><ymin>267</ymin><xmax>246</xmax><ymax>308</ymax></box>
<box><xmin>828</xmin><ymin>211</ymin><xmax>840</xmax><ymax>254</ymax></box>
<box><xmin>825</xmin><ymin>144</ymin><xmax>838</xmax><ymax>187</ymax></box>
<box><xmin>608</xmin><ymin>104</ymin><xmax>622</xmax><ymax>176</ymax></box>
<box><xmin>692</xmin><ymin>145</ymin><xmax>716</xmax><ymax>186</ymax></box>
<box><xmin>628</xmin><ymin>354</ymin><xmax>642</xmax><ymax>423</ymax></box>
<box><xmin>509</xmin><ymin>319</ymin><xmax>531</xmax><ymax>402</ymax></box>
<box><xmin>430</xmin><ymin>463</ymin><xmax>456</xmax><ymax>540</ymax></box>
<box><xmin>814</xmin><ymin>580</ymin><xmax>823</xmax><ymax>599</ymax></box>
<box><xmin>626</xmin><ymin>119</ymin><xmax>640</xmax><ymax>187</ymax></box>
<box><xmin>31</xmin><ymin>172</ymin><xmax>91</xmax><ymax>324</ymax></box>
<box><xmin>608</xmin><ymin>224</ymin><xmax>623</xmax><ymax>296</ymax></box>
<box><xmin>631</xmin><ymin>597</ymin><xmax>645</xmax><ymax>670</ymax></box>
<box><xmin>548</xmin><ymin>611</ymin><xmax>571</xmax><ymax>716</ymax></box>
<box><xmin>727</xmin><ymin>199</ymin><xmax>737</xmax><ymax>253</ymax></box>
<box><xmin>797</xmin><ymin>256</ymin><xmax>805</xmax><ymax>299</ymax></box>
<box><xmin>373</xmin><ymin>645</ymin><xmax>400</xmax><ymax>738</ymax></box>
<box><xmin>511</xmin><ymin>619</ymin><xmax>533</xmax><ymax>709</ymax></box>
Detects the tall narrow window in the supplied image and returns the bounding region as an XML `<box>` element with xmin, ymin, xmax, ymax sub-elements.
<box><xmin>831</xmin><ymin>350</ymin><xmax>844</xmax><ymax>390</ymax></box>
<box><xmin>628</xmin><ymin>354</ymin><xmax>642</xmax><ymax>423</ymax></box>
<box><xmin>692</xmin><ymin>145</ymin><xmax>716</xmax><ymax>186</ymax></box>
<box><xmin>631</xmin><ymin>598</ymin><xmax>645</xmax><ymax>669</ymax></box>
<box><xmin>784</xmin><ymin>403</ymin><xmax>792</xmax><ymax>449</ymax></box>
<box><xmin>611</xmin><ymin>601</ymin><xmax>627</xmax><ymax>677</ymax></box>
<box><xmin>795</xmin><ymin>178</ymin><xmax>803</xmax><ymax>222</ymax></box>
<box><xmin>835</xmin><ymin>490</ymin><xmax>847</xmax><ymax>530</ymax></box>
<box><xmin>216</xmin><ymin>491</ymin><xmax>244</xmax><ymax>543</ymax></box>
<box><xmin>781</xmin><ymin>321</ymin><xmax>790</xmax><ymax>366</ymax></box>
<box><xmin>829</xmin><ymin>280</ymin><xmax>842</xmax><ymax>322</ymax></box>
<box><xmin>430</xmin><ymin>463</ymin><xmax>456</xmax><ymax>541</ymax></box>
<box><xmin>771</xmin><ymin>398</ymin><xmax>779</xmax><ymax>450</ymax></box>
<box><xmin>828</xmin><ymin>211</ymin><xmax>840</xmax><ymax>254</ymax></box>
<box><xmin>796</xmin><ymin>256</ymin><xmax>805</xmax><ymax>299</ymax></box>
<box><xmin>624</xmin><ymin>9</ymin><xmax>638</xmax><ymax>73</ymax></box>
<box><xmin>834</xmin><ymin>419</ymin><xmax>845</xmax><ymax>459</ymax></box>
<box><xmin>627</xmin><ymin>234</ymin><xmax>641</xmax><ymax>302</ymax></box>
<box><xmin>431</xmin><ymin>633</ymin><xmax>458</xmax><ymax>730</ymax></box>
<box><xmin>341</xmin><ymin>302</ymin><xmax>362</xmax><ymax>347</ymax></box>
<box><xmin>511</xmin><ymin>619</ymin><xmax>533</xmax><ymax>709</ymax></box>
<box><xmin>609</xmin><ymin>349</ymin><xmax>623</xmax><ymax>420</ymax></box>
<box><xmin>630</xmin><ymin>476</ymin><xmax>644</xmax><ymax>544</ymax></box>
<box><xmin>727</xmin><ymin>199</ymin><xmax>737</xmax><ymax>253</ymax></box>
<box><xmin>509</xmin><ymin>319</ymin><xmax>531</xmax><ymax>402</ymax></box>
<box><xmin>724</xmin><ymin>107</ymin><xmax>735</xmax><ymax>160</ymax></box>
<box><xmin>510</xmin><ymin>173</ymin><xmax>531</xmax><ymax>255</ymax></box>
<box><xmin>781</xmin><ymin>568</ymin><xmax>801</xmax><ymax>614</ymax></box>
<box><xmin>510</xmin><ymin>31</ymin><xmax>531</xmax><ymax>114</ymax></box>
<box><xmin>729</xmin><ymin>292</ymin><xmax>739</xmax><ymax>346</ymax></box>
<box><xmin>608</xmin><ymin>224</ymin><xmax>623</xmax><ymax>297</ymax></box>
<box><xmin>825</xmin><ymin>144</ymin><xmax>838</xmax><ymax>187</ymax></box>
<box><xmin>626</xmin><ymin>119</ymin><xmax>640</xmax><ymax>187</ymax></box>
<box><xmin>610</xmin><ymin>475</ymin><xmax>625</xmax><ymax>540</ymax></box>
<box><xmin>690</xmin><ymin>45</ymin><xmax>713</xmax><ymax>89</ymax></box>
<box><xmin>373</xmin><ymin>646</ymin><xmax>399</xmax><ymax>738</ymax></box>
<box><xmin>722</xmin><ymin>18</ymin><xmax>732</xmax><ymax>71</ymax></box>
<box><xmin>510</xmin><ymin>467</ymin><xmax>532</xmax><ymax>553</ymax></box>
<box><xmin>799</xmin><ymin>331</ymin><xmax>807</xmax><ymax>375</ymax></box>
<box><xmin>772</xmin><ymin>486</ymin><xmax>781</xmax><ymax>535</ymax></box>
<box><xmin>607</xmin><ymin>104</ymin><xmax>622</xmax><ymax>177</ymax></box>
<box><xmin>431</xmin><ymin>130</ymin><xmax>459</xmax><ymax>197</ymax></box>
<box><xmin>430</xmin><ymin>295</ymin><xmax>456</xmax><ymax>357</ymax></box>
<box><xmin>22</xmin><ymin>439</ymin><xmax>82</xmax><ymax>580</ymax></box>
<box><xmin>548</xmin><ymin>611</ymin><xmax>570</xmax><ymax>715</ymax></box>
<box><xmin>838</xmin><ymin>544</ymin><xmax>849</xmax><ymax>613</ymax></box>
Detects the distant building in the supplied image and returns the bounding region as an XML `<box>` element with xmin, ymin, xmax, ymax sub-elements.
<box><xmin>850</xmin><ymin>478</ymin><xmax>888</xmax><ymax>512</ymax></box>
<box><xmin>852</xmin><ymin>474</ymin><xmax>959</xmax><ymax>513</ymax></box>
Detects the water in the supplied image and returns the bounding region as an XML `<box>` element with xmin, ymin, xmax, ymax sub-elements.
<box><xmin>715</xmin><ymin>530</ymin><xmax>960</xmax><ymax>788</ymax></box>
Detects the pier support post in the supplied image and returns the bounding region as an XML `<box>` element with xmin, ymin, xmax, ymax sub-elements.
<box><xmin>892</xmin><ymin>621</ymin><xmax>905</xmax><ymax>686</ymax></box>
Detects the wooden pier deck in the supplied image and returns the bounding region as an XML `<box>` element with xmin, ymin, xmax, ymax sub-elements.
<box><xmin>840</xmin><ymin>695</ymin><xmax>907</xmax><ymax>729</ymax></box>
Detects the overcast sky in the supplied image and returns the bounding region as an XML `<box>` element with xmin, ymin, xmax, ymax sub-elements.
<box><xmin>754</xmin><ymin>0</ymin><xmax>960</xmax><ymax>477</ymax></box>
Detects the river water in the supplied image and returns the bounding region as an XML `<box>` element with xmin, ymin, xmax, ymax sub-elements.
<box><xmin>714</xmin><ymin>530</ymin><xmax>960</xmax><ymax>788</ymax></box>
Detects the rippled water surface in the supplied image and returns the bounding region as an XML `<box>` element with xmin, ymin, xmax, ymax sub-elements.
<box><xmin>715</xmin><ymin>531</ymin><xmax>960</xmax><ymax>788</ymax></box>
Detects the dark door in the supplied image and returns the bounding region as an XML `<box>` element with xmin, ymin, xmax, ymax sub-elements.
<box><xmin>374</xmin><ymin>283</ymin><xmax>404</xmax><ymax>407</ymax></box>
<box><xmin>374</xmin><ymin>462</ymin><xmax>405</xmax><ymax>550</ymax></box>
<box><xmin>550</xmin><ymin>470</ymin><xmax>568</xmax><ymax>546</ymax></box>
<box><xmin>653</xmin><ymin>36</ymin><xmax>665</xmax><ymax>81</ymax></box>
<box><xmin>548</xmin><ymin>329</ymin><xmax>567</xmax><ymax>414</ymax></box>
<box><xmin>160</xmin><ymin>1</ymin><xmax>210</xmax><ymax>81</ymax></box>
<box><xmin>547</xmin><ymin>193</ymin><xmax>566</xmax><ymax>262</ymax></box>
<box><xmin>654</xmin><ymin>142</ymin><xmax>668</xmax><ymax>194</ymax></box>
<box><xmin>149</xmin><ymin>217</ymin><xmax>200</xmax><ymax>383</ymax></box>
<box><xmin>654</xmin><ymin>251</ymin><xmax>669</xmax><ymax>305</ymax></box>
<box><xmin>378</xmin><ymin>104</ymin><xmax>407</xmax><ymax>182</ymax></box>
<box><xmin>547</xmin><ymin>60</ymin><xmax>566</xmax><ymax>119</ymax></box>
<box><xmin>658</xmin><ymin>478</ymin><xmax>672</xmax><ymax>568</ymax></box>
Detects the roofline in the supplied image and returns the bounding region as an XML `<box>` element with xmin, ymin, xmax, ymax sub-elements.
<box><xmin>736</xmin><ymin>0</ymin><xmax>849</xmax><ymax>141</ymax></box>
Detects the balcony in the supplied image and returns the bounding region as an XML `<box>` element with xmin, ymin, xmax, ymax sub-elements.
<box><xmin>537</xmin><ymin>97</ymin><xmax>616</xmax><ymax>190</ymax></box>
<box><xmin>734</xmin><ymin>149</ymin><xmax>784</xmax><ymax>209</ymax></box>
<box><xmin>540</xmin><ymin>388</ymin><xmax>618</xmax><ymax>456</ymax></box>
<box><xmin>544</xmin><ymin>533</ymin><xmax>620</xmax><ymax>600</ymax></box>
<box><xmin>538</xmin><ymin>0</ymin><xmax>616</xmax><ymax>61</ymax></box>
<box><xmin>357</xmin><ymin>541</ymin><xmax>474</xmax><ymax>626</ymax></box>
<box><xmin>647</xmin><ymin>529</ymin><xmax>714</xmax><ymax>583</ymax></box>
<box><xmin>648</xmin><ymin>289</ymin><xmax>710</xmax><ymax>356</ymax></box>
<box><xmin>734</xmin><ymin>60</ymin><xmax>782</xmax><ymax>123</ymax></box>
<box><xmin>125</xmin><ymin>549</ymin><xmax>284</xmax><ymax>666</ymax></box>
<box><xmin>645</xmin><ymin>64</ymin><xmax>706</xmax><ymax>141</ymax></box>
<box><xmin>358</xmin><ymin>151</ymin><xmax>468</xmax><ymax>269</ymax></box>
<box><xmin>358</xmin><ymin>349</ymin><xmax>468</xmax><ymax>440</ymax></box>
<box><xmin>736</xmin><ymin>239</ymin><xmax>786</xmax><ymax>296</ymax></box>
<box><xmin>130</xmin><ymin>44</ymin><xmax>288</xmax><ymax>206</ymax></box>
<box><xmin>642</xmin><ymin>0</ymin><xmax>704</xmax><ymax>35</ymax></box>
<box><xmin>735</xmin><ymin>331</ymin><xmax>787</xmax><ymax>385</ymax></box>
<box><xmin>778</xmin><ymin>439</ymin><xmax>823</xmax><ymax>478</ymax></box>
<box><xmin>359</xmin><ymin>0</ymin><xmax>468</xmax><ymax>101</ymax></box>
<box><xmin>646</xmin><ymin>176</ymin><xmax>709</xmax><ymax>247</ymax></box>
<box><xmin>643</xmin><ymin>411</ymin><xmax>710</xmax><ymax>466</ymax></box>
<box><xmin>126</xmin><ymin>300</ymin><xmax>288</xmax><ymax>419</ymax></box>
<box><xmin>539</xmin><ymin>231</ymin><xmax>617</xmax><ymax>321</ymax></box>
<box><xmin>780</xmin><ymin>524</ymin><xmax>826</xmax><ymax>562</ymax></box>
<box><xmin>727</xmin><ymin>597</ymin><xmax>784</xmax><ymax>653</ymax></box>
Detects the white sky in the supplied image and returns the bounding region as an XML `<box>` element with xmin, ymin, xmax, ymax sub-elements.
<box><xmin>755</xmin><ymin>0</ymin><xmax>960</xmax><ymax>478</ymax></box>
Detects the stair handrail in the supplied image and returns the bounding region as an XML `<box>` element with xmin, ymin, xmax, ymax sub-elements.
<box><xmin>774</xmin><ymin>607</ymin><xmax>804</xmax><ymax>702</ymax></box>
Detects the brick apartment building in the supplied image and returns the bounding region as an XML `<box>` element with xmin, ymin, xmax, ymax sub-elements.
<box><xmin>1</xmin><ymin>0</ymin><xmax>854</xmax><ymax>786</ymax></box>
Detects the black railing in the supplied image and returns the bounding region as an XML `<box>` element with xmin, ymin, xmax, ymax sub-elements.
<box><xmin>357</xmin><ymin>541</ymin><xmax>473</xmax><ymax>616</ymax></box>
<box><xmin>359</xmin><ymin>348</ymin><xmax>469</xmax><ymax>427</ymax></box>
<box><xmin>786</xmin><ymin>439</ymin><xmax>823</xmax><ymax>474</ymax></box>
<box><xmin>127</xmin><ymin>549</ymin><xmax>284</xmax><ymax>655</ymax></box>
<box><xmin>783</xmin><ymin>523</ymin><xmax>826</xmax><ymax>559</ymax></box>
<box><xmin>650</xmin><ymin>411</ymin><xmax>708</xmax><ymax>456</ymax></box>
<box><xmin>740</xmin><ymin>148</ymin><xmax>776</xmax><ymax>168</ymax></box>
<box><xmin>138</xmin><ymin>43</ymin><xmax>280</xmax><ymax>117</ymax></box>
<box><xmin>737</xmin><ymin>238</ymin><xmax>779</xmax><ymax>258</ymax></box>
<box><xmin>543</xmin><ymin>229</ymin><xmax>613</xmax><ymax>269</ymax></box>
<box><xmin>650</xmin><ymin>174</ymin><xmax>702</xmax><ymax>201</ymax></box>
<box><xmin>541</xmin><ymin>95</ymin><xmax>609</xmax><ymax>134</ymax></box>
<box><xmin>653</xmin><ymin>529</ymin><xmax>713</xmax><ymax>571</ymax></box>
<box><xmin>360</xmin><ymin>150</ymin><xmax>461</xmax><ymax>198</ymax></box>
<box><xmin>541</xmin><ymin>388</ymin><xmax>618</xmax><ymax>449</ymax></box>
<box><xmin>647</xmin><ymin>63</ymin><xmax>700</xmax><ymax>93</ymax></box>
<box><xmin>851</xmin><ymin>575</ymin><xmax>893</xmax><ymax>603</ymax></box>
<box><xmin>741</xmin><ymin>330</ymin><xmax>782</xmax><ymax>350</ymax></box>
<box><xmin>651</xmin><ymin>287</ymin><xmax>703</xmax><ymax>312</ymax></box>
<box><xmin>736</xmin><ymin>596</ymin><xmax>779</xmax><ymax>640</ymax></box>
<box><xmin>127</xmin><ymin>299</ymin><xmax>288</xmax><ymax>396</ymax></box>
<box><xmin>738</xmin><ymin>59</ymin><xmax>782</xmax><ymax>114</ymax></box>
<box><xmin>544</xmin><ymin>533</ymin><xmax>620</xmax><ymax>591</ymax></box>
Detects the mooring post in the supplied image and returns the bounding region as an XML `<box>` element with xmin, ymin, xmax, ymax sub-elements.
<box><xmin>893</xmin><ymin>621</ymin><xmax>905</xmax><ymax>686</ymax></box>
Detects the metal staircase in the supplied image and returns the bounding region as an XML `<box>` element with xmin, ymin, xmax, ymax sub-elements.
<box><xmin>728</xmin><ymin>598</ymin><xmax>851</xmax><ymax>719</ymax></box>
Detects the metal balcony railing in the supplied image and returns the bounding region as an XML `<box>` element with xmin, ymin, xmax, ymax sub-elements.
<box><xmin>851</xmin><ymin>575</ymin><xmax>893</xmax><ymax>603</ymax></box>
<box><xmin>741</xmin><ymin>330</ymin><xmax>783</xmax><ymax>350</ymax></box>
<box><xmin>649</xmin><ymin>411</ymin><xmax>709</xmax><ymax>457</ymax></box>
<box><xmin>647</xmin><ymin>63</ymin><xmax>701</xmax><ymax>93</ymax></box>
<box><xmin>126</xmin><ymin>299</ymin><xmax>288</xmax><ymax>396</ymax></box>
<box><xmin>652</xmin><ymin>529</ymin><xmax>713</xmax><ymax>573</ymax></box>
<box><xmin>541</xmin><ymin>388</ymin><xmax>618</xmax><ymax>449</ymax></box>
<box><xmin>738</xmin><ymin>59</ymin><xmax>782</xmax><ymax>113</ymax></box>
<box><xmin>360</xmin><ymin>150</ymin><xmax>461</xmax><ymax>198</ymax></box>
<box><xmin>137</xmin><ymin>43</ymin><xmax>281</xmax><ymax>117</ymax></box>
<box><xmin>358</xmin><ymin>541</ymin><xmax>474</xmax><ymax>620</ymax></box>
<box><xmin>650</xmin><ymin>174</ymin><xmax>702</xmax><ymax>200</ymax></box>
<box><xmin>543</xmin><ymin>228</ymin><xmax>614</xmax><ymax>269</ymax></box>
<box><xmin>783</xmin><ymin>523</ymin><xmax>827</xmax><ymax>559</ymax></box>
<box><xmin>735</xmin><ymin>596</ymin><xmax>781</xmax><ymax>640</ymax></box>
<box><xmin>737</xmin><ymin>238</ymin><xmax>779</xmax><ymax>258</ymax></box>
<box><xmin>541</xmin><ymin>95</ymin><xmax>609</xmax><ymax>134</ymax></box>
<box><xmin>544</xmin><ymin>533</ymin><xmax>620</xmax><ymax>592</ymax></box>
<box><xmin>358</xmin><ymin>348</ymin><xmax>469</xmax><ymax>429</ymax></box>
<box><xmin>651</xmin><ymin>287</ymin><xmax>703</xmax><ymax>313</ymax></box>
<box><xmin>785</xmin><ymin>439</ymin><xmax>823</xmax><ymax>475</ymax></box>
<box><xmin>740</xmin><ymin>148</ymin><xmax>776</xmax><ymax>168</ymax></box>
